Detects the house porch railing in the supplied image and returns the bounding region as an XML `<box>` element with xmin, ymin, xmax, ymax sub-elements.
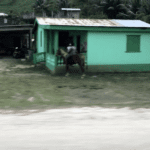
<box><xmin>57</xmin><ymin>53</ymin><xmax>87</xmax><ymax>66</ymax></box>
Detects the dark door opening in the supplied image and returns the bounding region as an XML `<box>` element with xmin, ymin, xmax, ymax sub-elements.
<box><xmin>59</xmin><ymin>31</ymin><xmax>69</xmax><ymax>47</ymax></box>
<box><xmin>14</xmin><ymin>37</ymin><xmax>21</xmax><ymax>48</ymax></box>
<box><xmin>77</xmin><ymin>35</ymin><xmax>80</xmax><ymax>53</ymax></box>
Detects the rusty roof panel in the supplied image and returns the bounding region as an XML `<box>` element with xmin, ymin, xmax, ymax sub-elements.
<box><xmin>36</xmin><ymin>18</ymin><xmax>150</xmax><ymax>28</ymax></box>
<box><xmin>0</xmin><ymin>13</ymin><xmax>8</xmax><ymax>16</ymax></box>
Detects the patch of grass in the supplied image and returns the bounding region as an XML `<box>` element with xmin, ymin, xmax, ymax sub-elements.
<box><xmin>114</xmin><ymin>90</ymin><xmax>125</xmax><ymax>95</ymax></box>
<box><xmin>0</xmin><ymin>73</ymin><xmax>73</xmax><ymax>110</ymax></box>
<box><xmin>1</xmin><ymin>59</ymin><xmax>150</xmax><ymax>110</ymax></box>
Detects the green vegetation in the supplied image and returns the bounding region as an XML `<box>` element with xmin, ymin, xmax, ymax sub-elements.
<box><xmin>1</xmin><ymin>0</ymin><xmax>150</xmax><ymax>23</ymax></box>
<box><xmin>0</xmin><ymin>0</ymin><xmax>35</xmax><ymax>15</ymax></box>
<box><xmin>1</xmin><ymin>59</ymin><xmax>150</xmax><ymax>110</ymax></box>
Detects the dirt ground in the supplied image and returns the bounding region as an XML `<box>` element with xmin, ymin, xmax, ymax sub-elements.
<box><xmin>1</xmin><ymin>56</ymin><xmax>150</xmax><ymax>150</ymax></box>
<box><xmin>0</xmin><ymin>56</ymin><xmax>150</xmax><ymax>111</ymax></box>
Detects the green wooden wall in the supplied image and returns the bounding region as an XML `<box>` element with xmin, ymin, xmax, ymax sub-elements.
<box><xmin>34</xmin><ymin>21</ymin><xmax>150</xmax><ymax>72</ymax></box>
<box><xmin>37</xmin><ymin>27</ymin><xmax>44</xmax><ymax>53</ymax></box>
<box><xmin>87</xmin><ymin>31</ymin><xmax>150</xmax><ymax>72</ymax></box>
<box><xmin>46</xmin><ymin>30</ymin><xmax>59</xmax><ymax>73</ymax></box>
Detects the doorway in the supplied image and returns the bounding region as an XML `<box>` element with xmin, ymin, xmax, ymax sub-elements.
<box><xmin>77</xmin><ymin>35</ymin><xmax>80</xmax><ymax>53</ymax></box>
<box><xmin>14</xmin><ymin>37</ymin><xmax>21</xmax><ymax>48</ymax></box>
<box><xmin>59</xmin><ymin>31</ymin><xmax>69</xmax><ymax>47</ymax></box>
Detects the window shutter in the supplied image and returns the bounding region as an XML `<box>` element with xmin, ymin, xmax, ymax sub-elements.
<box><xmin>127</xmin><ymin>35</ymin><xmax>140</xmax><ymax>53</ymax></box>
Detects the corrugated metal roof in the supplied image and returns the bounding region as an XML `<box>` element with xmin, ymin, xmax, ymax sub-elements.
<box><xmin>61</xmin><ymin>8</ymin><xmax>81</xmax><ymax>11</ymax></box>
<box><xmin>36</xmin><ymin>17</ymin><xmax>150</xmax><ymax>28</ymax></box>
<box><xmin>113</xmin><ymin>19</ymin><xmax>150</xmax><ymax>28</ymax></box>
<box><xmin>0</xmin><ymin>13</ymin><xmax>8</xmax><ymax>16</ymax></box>
<box><xmin>36</xmin><ymin>18</ymin><xmax>122</xmax><ymax>27</ymax></box>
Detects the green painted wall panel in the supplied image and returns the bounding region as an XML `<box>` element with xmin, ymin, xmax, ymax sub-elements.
<box><xmin>46</xmin><ymin>53</ymin><xmax>55</xmax><ymax>72</ymax></box>
<box><xmin>88</xmin><ymin>31</ymin><xmax>150</xmax><ymax>65</ymax></box>
<box><xmin>48</xmin><ymin>30</ymin><xmax>53</xmax><ymax>54</ymax></box>
<box><xmin>54</xmin><ymin>31</ymin><xmax>59</xmax><ymax>68</ymax></box>
<box><xmin>37</xmin><ymin>27</ymin><xmax>44</xmax><ymax>53</ymax></box>
<box><xmin>87</xmin><ymin>64</ymin><xmax>150</xmax><ymax>72</ymax></box>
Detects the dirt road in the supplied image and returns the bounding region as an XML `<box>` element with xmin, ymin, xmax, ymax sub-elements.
<box><xmin>0</xmin><ymin>107</ymin><xmax>150</xmax><ymax>150</ymax></box>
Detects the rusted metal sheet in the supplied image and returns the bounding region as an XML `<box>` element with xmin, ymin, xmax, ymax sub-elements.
<box><xmin>0</xmin><ymin>13</ymin><xmax>8</xmax><ymax>16</ymax></box>
<box><xmin>37</xmin><ymin>18</ymin><xmax>122</xmax><ymax>27</ymax></box>
<box><xmin>36</xmin><ymin>17</ymin><xmax>150</xmax><ymax>28</ymax></box>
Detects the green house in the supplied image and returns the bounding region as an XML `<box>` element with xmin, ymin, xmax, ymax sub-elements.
<box><xmin>33</xmin><ymin>18</ymin><xmax>150</xmax><ymax>73</ymax></box>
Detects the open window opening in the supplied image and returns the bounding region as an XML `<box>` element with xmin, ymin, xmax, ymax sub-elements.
<box><xmin>59</xmin><ymin>31</ymin><xmax>73</xmax><ymax>48</ymax></box>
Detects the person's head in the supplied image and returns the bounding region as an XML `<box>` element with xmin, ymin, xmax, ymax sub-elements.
<box><xmin>69</xmin><ymin>43</ymin><xmax>72</xmax><ymax>46</ymax></box>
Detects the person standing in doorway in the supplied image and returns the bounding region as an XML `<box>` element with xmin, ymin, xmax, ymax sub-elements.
<box><xmin>66</xmin><ymin>43</ymin><xmax>77</xmax><ymax>66</ymax></box>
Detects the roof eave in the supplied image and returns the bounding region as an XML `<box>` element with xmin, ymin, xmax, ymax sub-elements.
<box><xmin>39</xmin><ymin>24</ymin><xmax>150</xmax><ymax>29</ymax></box>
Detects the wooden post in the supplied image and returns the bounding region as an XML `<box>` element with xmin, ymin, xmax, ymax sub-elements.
<box><xmin>44</xmin><ymin>30</ymin><xmax>47</xmax><ymax>53</ymax></box>
<box><xmin>29</xmin><ymin>29</ymin><xmax>32</xmax><ymax>49</ymax></box>
<box><xmin>54</xmin><ymin>31</ymin><xmax>59</xmax><ymax>68</ymax></box>
<box><xmin>21</xmin><ymin>37</ymin><xmax>22</xmax><ymax>48</ymax></box>
<box><xmin>73</xmin><ymin>35</ymin><xmax>77</xmax><ymax>47</ymax></box>
<box><xmin>49</xmin><ymin>30</ymin><xmax>52</xmax><ymax>54</ymax></box>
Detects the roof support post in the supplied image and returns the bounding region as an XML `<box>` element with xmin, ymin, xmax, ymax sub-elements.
<box><xmin>44</xmin><ymin>29</ymin><xmax>47</xmax><ymax>53</ymax></box>
<box><xmin>29</xmin><ymin>29</ymin><xmax>32</xmax><ymax>49</ymax></box>
<box><xmin>49</xmin><ymin>30</ymin><xmax>52</xmax><ymax>54</ymax></box>
<box><xmin>54</xmin><ymin>30</ymin><xmax>59</xmax><ymax>67</ymax></box>
<box><xmin>73</xmin><ymin>35</ymin><xmax>77</xmax><ymax>48</ymax></box>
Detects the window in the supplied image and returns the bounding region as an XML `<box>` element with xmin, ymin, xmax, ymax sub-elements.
<box><xmin>126</xmin><ymin>35</ymin><xmax>140</xmax><ymax>53</ymax></box>
<box><xmin>4</xmin><ymin>18</ymin><xmax>7</xmax><ymax>23</ymax></box>
<box><xmin>40</xmin><ymin>31</ymin><xmax>42</xmax><ymax>47</ymax></box>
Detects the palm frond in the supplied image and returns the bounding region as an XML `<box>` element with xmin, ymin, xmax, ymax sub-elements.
<box><xmin>116</xmin><ymin>12</ymin><xmax>129</xmax><ymax>18</ymax></box>
<box><xmin>107</xmin><ymin>7</ymin><xmax>114</xmax><ymax>10</ymax></box>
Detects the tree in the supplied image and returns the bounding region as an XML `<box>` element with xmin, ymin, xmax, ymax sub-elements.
<box><xmin>32</xmin><ymin>0</ymin><xmax>50</xmax><ymax>17</ymax></box>
<box><xmin>135</xmin><ymin>0</ymin><xmax>150</xmax><ymax>23</ymax></box>
<box><xmin>124</xmin><ymin>0</ymin><xmax>141</xmax><ymax>19</ymax></box>
<box><xmin>90</xmin><ymin>0</ymin><xmax>108</xmax><ymax>18</ymax></box>
<box><xmin>137</xmin><ymin>0</ymin><xmax>150</xmax><ymax>15</ymax></box>
<box><xmin>58</xmin><ymin>0</ymin><xmax>72</xmax><ymax>9</ymax></box>
<box><xmin>45</xmin><ymin>0</ymin><xmax>59</xmax><ymax>17</ymax></box>
<box><xmin>99</xmin><ymin>0</ymin><xmax>134</xmax><ymax>19</ymax></box>
<box><xmin>8</xmin><ymin>10</ymin><xmax>23</xmax><ymax>25</ymax></box>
